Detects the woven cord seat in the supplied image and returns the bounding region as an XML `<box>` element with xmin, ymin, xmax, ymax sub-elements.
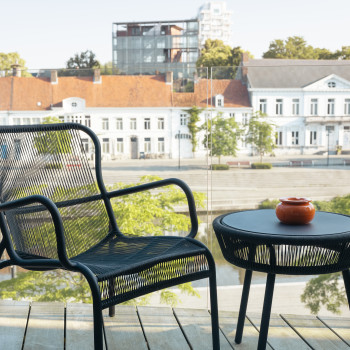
<box><xmin>0</xmin><ymin>123</ymin><xmax>220</xmax><ymax>350</ymax></box>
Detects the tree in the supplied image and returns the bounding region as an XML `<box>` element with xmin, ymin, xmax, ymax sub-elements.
<box><xmin>203</xmin><ymin>112</ymin><xmax>241</xmax><ymax>164</ymax></box>
<box><xmin>184</xmin><ymin>106</ymin><xmax>204</xmax><ymax>154</ymax></box>
<box><xmin>66</xmin><ymin>50</ymin><xmax>100</xmax><ymax>69</ymax></box>
<box><xmin>246</xmin><ymin>111</ymin><xmax>275</xmax><ymax>163</ymax></box>
<box><xmin>263</xmin><ymin>36</ymin><xmax>350</xmax><ymax>60</ymax></box>
<box><xmin>0</xmin><ymin>176</ymin><xmax>205</xmax><ymax>306</ymax></box>
<box><xmin>196</xmin><ymin>39</ymin><xmax>252</xmax><ymax>78</ymax></box>
<box><xmin>0</xmin><ymin>52</ymin><xmax>31</xmax><ymax>77</ymax></box>
<box><xmin>34</xmin><ymin>116</ymin><xmax>72</xmax><ymax>155</ymax></box>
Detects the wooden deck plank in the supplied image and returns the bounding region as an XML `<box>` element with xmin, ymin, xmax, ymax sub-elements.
<box><xmin>103</xmin><ymin>305</ymin><xmax>148</xmax><ymax>350</ymax></box>
<box><xmin>218</xmin><ymin>310</ymin><xmax>273</xmax><ymax>350</ymax></box>
<box><xmin>0</xmin><ymin>300</ymin><xmax>29</xmax><ymax>350</ymax></box>
<box><xmin>174</xmin><ymin>307</ymin><xmax>233</xmax><ymax>350</ymax></box>
<box><xmin>317</xmin><ymin>316</ymin><xmax>350</xmax><ymax>346</ymax></box>
<box><xmin>247</xmin><ymin>313</ymin><xmax>311</xmax><ymax>350</ymax></box>
<box><xmin>137</xmin><ymin>306</ymin><xmax>189</xmax><ymax>350</ymax></box>
<box><xmin>281</xmin><ymin>314</ymin><xmax>350</xmax><ymax>350</ymax></box>
<box><xmin>23</xmin><ymin>302</ymin><xmax>64</xmax><ymax>350</ymax></box>
<box><xmin>66</xmin><ymin>303</ymin><xmax>106</xmax><ymax>350</ymax></box>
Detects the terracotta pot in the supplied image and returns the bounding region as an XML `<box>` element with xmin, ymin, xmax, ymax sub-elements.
<box><xmin>275</xmin><ymin>197</ymin><xmax>315</xmax><ymax>225</ymax></box>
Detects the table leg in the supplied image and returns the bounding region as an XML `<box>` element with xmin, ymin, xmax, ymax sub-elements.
<box><xmin>258</xmin><ymin>273</ymin><xmax>276</xmax><ymax>350</ymax></box>
<box><xmin>235</xmin><ymin>269</ymin><xmax>253</xmax><ymax>344</ymax></box>
<box><xmin>342</xmin><ymin>269</ymin><xmax>350</xmax><ymax>308</ymax></box>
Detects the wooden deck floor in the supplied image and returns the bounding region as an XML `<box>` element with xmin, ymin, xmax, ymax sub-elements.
<box><xmin>0</xmin><ymin>300</ymin><xmax>349</xmax><ymax>349</ymax></box>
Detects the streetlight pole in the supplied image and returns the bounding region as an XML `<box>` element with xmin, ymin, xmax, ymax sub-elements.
<box><xmin>178</xmin><ymin>130</ymin><xmax>181</xmax><ymax>170</ymax></box>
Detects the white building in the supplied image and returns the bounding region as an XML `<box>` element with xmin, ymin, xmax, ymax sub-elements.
<box><xmin>0</xmin><ymin>70</ymin><xmax>251</xmax><ymax>160</ymax></box>
<box><xmin>241</xmin><ymin>58</ymin><xmax>350</xmax><ymax>155</ymax></box>
<box><xmin>197</xmin><ymin>1</ymin><xmax>233</xmax><ymax>47</ymax></box>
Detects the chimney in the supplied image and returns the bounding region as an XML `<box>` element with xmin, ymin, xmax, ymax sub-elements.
<box><xmin>51</xmin><ymin>70</ymin><xmax>58</xmax><ymax>84</ymax></box>
<box><xmin>165</xmin><ymin>71</ymin><xmax>173</xmax><ymax>85</ymax></box>
<box><xmin>241</xmin><ymin>52</ymin><xmax>249</xmax><ymax>63</ymax></box>
<box><xmin>241</xmin><ymin>52</ymin><xmax>249</xmax><ymax>85</ymax></box>
<box><xmin>93</xmin><ymin>69</ymin><xmax>101</xmax><ymax>84</ymax></box>
<box><xmin>11</xmin><ymin>62</ymin><xmax>21</xmax><ymax>77</ymax></box>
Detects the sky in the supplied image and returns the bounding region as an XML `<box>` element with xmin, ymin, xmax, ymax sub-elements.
<box><xmin>1</xmin><ymin>0</ymin><xmax>349</xmax><ymax>70</ymax></box>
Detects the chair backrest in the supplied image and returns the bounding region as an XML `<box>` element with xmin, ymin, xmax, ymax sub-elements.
<box><xmin>0</xmin><ymin>123</ymin><xmax>112</xmax><ymax>259</ymax></box>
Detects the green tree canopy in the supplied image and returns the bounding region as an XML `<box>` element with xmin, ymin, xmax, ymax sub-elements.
<box><xmin>196</xmin><ymin>39</ymin><xmax>252</xmax><ymax>78</ymax></box>
<box><xmin>263</xmin><ymin>36</ymin><xmax>350</xmax><ymax>60</ymax></box>
<box><xmin>0</xmin><ymin>52</ymin><xmax>31</xmax><ymax>77</ymax></box>
<box><xmin>66</xmin><ymin>50</ymin><xmax>100</xmax><ymax>69</ymax></box>
<box><xmin>203</xmin><ymin>112</ymin><xmax>241</xmax><ymax>164</ymax></box>
<box><xmin>246</xmin><ymin>111</ymin><xmax>275</xmax><ymax>162</ymax></box>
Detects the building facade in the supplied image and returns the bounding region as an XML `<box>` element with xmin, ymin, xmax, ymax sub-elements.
<box><xmin>0</xmin><ymin>70</ymin><xmax>251</xmax><ymax>160</ymax></box>
<box><xmin>241</xmin><ymin>59</ymin><xmax>350</xmax><ymax>155</ymax></box>
<box><xmin>197</xmin><ymin>1</ymin><xmax>233</xmax><ymax>47</ymax></box>
<box><xmin>112</xmin><ymin>20</ymin><xmax>200</xmax><ymax>78</ymax></box>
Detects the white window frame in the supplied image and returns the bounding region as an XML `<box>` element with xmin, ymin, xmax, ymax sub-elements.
<box><xmin>292</xmin><ymin>99</ymin><xmax>300</xmax><ymax>116</ymax></box>
<box><xmin>158</xmin><ymin>137</ymin><xmax>165</xmax><ymax>153</ymax></box>
<box><xmin>291</xmin><ymin>131</ymin><xmax>299</xmax><ymax>145</ymax></box>
<box><xmin>116</xmin><ymin>138</ymin><xmax>124</xmax><ymax>153</ymax></box>
<box><xmin>144</xmin><ymin>118</ymin><xmax>151</xmax><ymax>130</ymax></box>
<box><xmin>180</xmin><ymin>114</ymin><xmax>188</xmax><ymax>126</ymax></box>
<box><xmin>157</xmin><ymin>117</ymin><xmax>164</xmax><ymax>130</ymax></box>
<box><xmin>116</xmin><ymin>118</ymin><xmax>123</xmax><ymax>130</ymax></box>
<box><xmin>276</xmin><ymin>131</ymin><xmax>283</xmax><ymax>145</ymax></box>
<box><xmin>102</xmin><ymin>118</ymin><xmax>109</xmax><ymax>130</ymax></box>
<box><xmin>130</xmin><ymin>118</ymin><xmax>137</xmax><ymax>130</ymax></box>
<box><xmin>85</xmin><ymin>115</ymin><xmax>91</xmax><ymax>127</ymax></box>
<box><xmin>259</xmin><ymin>99</ymin><xmax>267</xmax><ymax>114</ymax></box>
<box><xmin>310</xmin><ymin>131</ymin><xmax>317</xmax><ymax>145</ymax></box>
<box><xmin>144</xmin><ymin>137</ymin><xmax>151</xmax><ymax>153</ymax></box>
<box><xmin>327</xmin><ymin>98</ymin><xmax>335</xmax><ymax>115</ymax></box>
<box><xmin>310</xmin><ymin>99</ymin><xmax>318</xmax><ymax>115</ymax></box>
<box><xmin>276</xmin><ymin>99</ymin><xmax>283</xmax><ymax>115</ymax></box>
<box><xmin>102</xmin><ymin>138</ymin><xmax>110</xmax><ymax>153</ymax></box>
<box><xmin>345</xmin><ymin>99</ymin><xmax>350</xmax><ymax>115</ymax></box>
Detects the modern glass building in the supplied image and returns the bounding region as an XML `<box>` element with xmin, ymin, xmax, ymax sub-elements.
<box><xmin>112</xmin><ymin>20</ymin><xmax>199</xmax><ymax>78</ymax></box>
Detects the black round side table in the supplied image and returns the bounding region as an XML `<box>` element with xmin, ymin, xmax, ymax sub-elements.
<box><xmin>213</xmin><ymin>209</ymin><xmax>350</xmax><ymax>350</ymax></box>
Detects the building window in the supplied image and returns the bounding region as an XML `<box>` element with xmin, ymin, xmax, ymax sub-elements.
<box><xmin>102</xmin><ymin>118</ymin><xmax>109</xmax><ymax>130</ymax></box>
<box><xmin>292</xmin><ymin>99</ymin><xmax>300</xmax><ymax>115</ymax></box>
<box><xmin>13</xmin><ymin>118</ymin><xmax>21</xmax><ymax>125</ymax></box>
<box><xmin>116</xmin><ymin>138</ymin><xmax>124</xmax><ymax>153</ymax></box>
<box><xmin>23</xmin><ymin>118</ymin><xmax>31</xmax><ymax>125</ymax></box>
<box><xmin>229</xmin><ymin>112</ymin><xmax>235</xmax><ymax>117</ymax></box>
<box><xmin>345</xmin><ymin>99</ymin><xmax>350</xmax><ymax>115</ymax></box>
<box><xmin>217</xmin><ymin>98</ymin><xmax>223</xmax><ymax>107</ymax></box>
<box><xmin>130</xmin><ymin>118</ymin><xmax>137</xmax><ymax>130</ymax></box>
<box><xmin>310</xmin><ymin>131</ymin><xmax>317</xmax><ymax>145</ymax></box>
<box><xmin>157</xmin><ymin>117</ymin><xmax>165</xmax><ymax>130</ymax></box>
<box><xmin>102</xmin><ymin>138</ymin><xmax>110</xmax><ymax>153</ymax></box>
<box><xmin>144</xmin><ymin>118</ymin><xmax>151</xmax><ymax>130</ymax></box>
<box><xmin>180</xmin><ymin>114</ymin><xmax>188</xmax><ymax>126</ymax></box>
<box><xmin>276</xmin><ymin>99</ymin><xmax>283</xmax><ymax>115</ymax></box>
<box><xmin>144</xmin><ymin>137</ymin><xmax>151</xmax><ymax>153</ymax></box>
<box><xmin>116</xmin><ymin>118</ymin><xmax>123</xmax><ymax>130</ymax></box>
<box><xmin>81</xmin><ymin>138</ymin><xmax>89</xmax><ymax>153</ymax></box>
<box><xmin>291</xmin><ymin>131</ymin><xmax>299</xmax><ymax>145</ymax></box>
<box><xmin>259</xmin><ymin>99</ymin><xmax>267</xmax><ymax>114</ymax></box>
<box><xmin>32</xmin><ymin>118</ymin><xmax>41</xmax><ymax>124</ymax></box>
<box><xmin>72</xmin><ymin>102</ymin><xmax>77</xmax><ymax>107</ymax></box>
<box><xmin>242</xmin><ymin>113</ymin><xmax>249</xmax><ymax>126</ymax></box>
<box><xmin>85</xmin><ymin>116</ymin><xmax>91</xmax><ymax>127</ymax></box>
<box><xmin>328</xmin><ymin>81</ymin><xmax>336</xmax><ymax>88</ymax></box>
<box><xmin>327</xmin><ymin>99</ymin><xmax>335</xmax><ymax>115</ymax></box>
<box><xmin>276</xmin><ymin>131</ymin><xmax>283</xmax><ymax>145</ymax></box>
<box><xmin>158</xmin><ymin>137</ymin><xmax>165</xmax><ymax>153</ymax></box>
<box><xmin>310</xmin><ymin>99</ymin><xmax>318</xmax><ymax>115</ymax></box>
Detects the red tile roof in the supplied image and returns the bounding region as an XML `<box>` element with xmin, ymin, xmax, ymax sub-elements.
<box><xmin>0</xmin><ymin>75</ymin><xmax>250</xmax><ymax>111</ymax></box>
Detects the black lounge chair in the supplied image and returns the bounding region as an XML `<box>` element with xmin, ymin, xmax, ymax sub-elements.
<box><xmin>0</xmin><ymin>123</ymin><xmax>220</xmax><ymax>349</ymax></box>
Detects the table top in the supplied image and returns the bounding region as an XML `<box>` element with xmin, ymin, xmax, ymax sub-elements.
<box><xmin>219</xmin><ymin>209</ymin><xmax>350</xmax><ymax>244</ymax></box>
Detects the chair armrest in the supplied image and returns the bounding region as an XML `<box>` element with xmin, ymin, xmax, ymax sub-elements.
<box><xmin>106</xmin><ymin>178</ymin><xmax>198</xmax><ymax>238</ymax></box>
<box><xmin>0</xmin><ymin>195</ymin><xmax>76</xmax><ymax>269</ymax></box>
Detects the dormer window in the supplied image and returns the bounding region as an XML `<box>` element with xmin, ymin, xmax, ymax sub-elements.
<box><xmin>328</xmin><ymin>81</ymin><xmax>336</xmax><ymax>88</ymax></box>
<box><xmin>72</xmin><ymin>102</ymin><xmax>77</xmax><ymax>107</ymax></box>
<box><xmin>215</xmin><ymin>95</ymin><xmax>224</xmax><ymax>107</ymax></box>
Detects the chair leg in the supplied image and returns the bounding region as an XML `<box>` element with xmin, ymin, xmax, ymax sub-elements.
<box><xmin>92</xmin><ymin>301</ymin><xmax>104</xmax><ymax>350</ymax></box>
<box><xmin>258</xmin><ymin>273</ymin><xmax>276</xmax><ymax>350</ymax></box>
<box><xmin>235</xmin><ymin>269</ymin><xmax>252</xmax><ymax>344</ymax></box>
<box><xmin>109</xmin><ymin>305</ymin><xmax>115</xmax><ymax>317</ymax></box>
<box><xmin>342</xmin><ymin>269</ymin><xmax>350</xmax><ymax>308</ymax></box>
<box><xmin>209</xmin><ymin>273</ymin><xmax>220</xmax><ymax>350</ymax></box>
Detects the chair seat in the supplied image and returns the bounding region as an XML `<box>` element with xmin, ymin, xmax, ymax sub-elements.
<box><xmin>71</xmin><ymin>235</ymin><xmax>211</xmax><ymax>308</ymax></box>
